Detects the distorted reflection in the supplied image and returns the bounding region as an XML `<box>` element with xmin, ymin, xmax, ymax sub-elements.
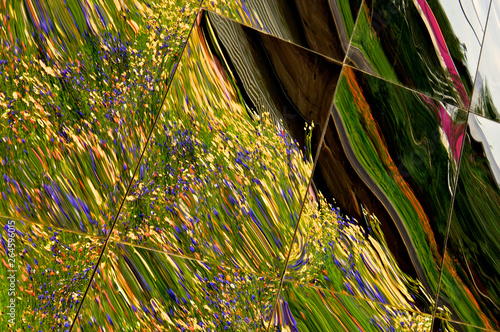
<box><xmin>437</xmin><ymin>114</ymin><xmax>500</xmax><ymax>330</ymax></box>
<box><xmin>329</xmin><ymin>67</ymin><xmax>467</xmax><ymax>309</ymax></box>
<box><xmin>286</xmin><ymin>190</ymin><xmax>435</xmax><ymax>311</ymax></box>
<box><xmin>0</xmin><ymin>0</ymin><xmax>200</xmax><ymax>236</ymax></box>
<box><xmin>348</xmin><ymin>0</ymin><xmax>487</xmax><ymax>108</ymax></box>
<box><xmin>1</xmin><ymin>0</ymin><xmax>499</xmax><ymax>331</ymax></box>
<box><xmin>0</xmin><ymin>218</ymin><xmax>105</xmax><ymax>329</ymax></box>
<box><xmin>271</xmin><ymin>282</ymin><xmax>432</xmax><ymax>332</ymax></box>
<box><xmin>470</xmin><ymin>0</ymin><xmax>500</xmax><ymax>122</ymax></box>
<box><xmin>206</xmin><ymin>0</ymin><xmax>362</xmax><ymax>62</ymax></box>
<box><xmin>111</xmin><ymin>10</ymin><xmax>333</xmax><ymax>276</ymax></box>
<box><xmin>469</xmin><ymin>115</ymin><xmax>500</xmax><ymax>186</ymax></box>
<box><xmin>76</xmin><ymin>243</ymin><xmax>278</xmax><ymax>331</ymax></box>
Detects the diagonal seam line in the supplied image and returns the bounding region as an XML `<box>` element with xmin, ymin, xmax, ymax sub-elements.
<box><xmin>266</xmin><ymin>79</ymin><xmax>340</xmax><ymax>331</ymax></box>
<box><xmin>200</xmin><ymin>7</ymin><xmax>345</xmax><ymax>68</ymax></box>
<box><xmin>429</xmin><ymin>109</ymin><xmax>470</xmax><ymax>329</ymax></box>
<box><xmin>458</xmin><ymin>0</ymin><xmax>481</xmax><ymax>44</ymax></box>
<box><xmin>430</xmin><ymin>0</ymin><xmax>493</xmax><ymax>329</ymax></box>
<box><xmin>2</xmin><ymin>6</ymin><xmax>198</xmax><ymax>248</ymax></box>
<box><xmin>343</xmin><ymin>0</ymin><xmax>366</xmax><ymax>64</ymax></box>
<box><xmin>68</xmin><ymin>5</ymin><xmax>203</xmax><ymax>330</ymax></box>
<box><xmin>468</xmin><ymin>109</ymin><xmax>500</xmax><ymax>124</ymax></box>
<box><xmin>345</xmin><ymin>61</ymin><xmax>463</xmax><ymax>109</ymax></box>
<box><xmin>468</xmin><ymin>0</ymin><xmax>494</xmax><ymax>112</ymax></box>
<box><xmin>284</xmin><ymin>279</ymin><xmax>433</xmax><ymax>318</ymax></box>
<box><xmin>440</xmin><ymin>318</ymin><xmax>499</xmax><ymax>332</ymax></box>
<box><xmin>347</xmin><ymin>2</ymin><xmax>466</xmax><ymax>109</ymax></box>
<box><xmin>150</xmin><ymin>2</ymin><xmax>204</xmax><ymax>100</ymax></box>
<box><xmin>266</xmin><ymin>62</ymin><xmax>346</xmax><ymax>330</ymax></box>
<box><xmin>120</xmin><ymin>238</ymin><xmax>441</xmax><ymax>322</ymax></box>
<box><xmin>113</xmin><ymin>239</ymin><xmax>283</xmax><ymax>284</ymax></box>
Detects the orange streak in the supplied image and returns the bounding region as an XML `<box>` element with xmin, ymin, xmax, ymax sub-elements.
<box><xmin>344</xmin><ymin>67</ymin><xmax>439</xmax><ymax>257</ymax></box>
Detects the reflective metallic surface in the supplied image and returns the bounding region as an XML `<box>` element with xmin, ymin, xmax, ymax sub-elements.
<box><xmin>0</xmin><ymin>0</ymin><xmax>200</xmax><ymax>236</ymax></box>
<box><xmin>332</xmin><ymin>67</ymin><xmax>467</xmax><ymax>300</ymax></box>
<box><xmin>76</xmin><ymin>243</ymin><xmax>279</xmax><ymax>331</ymax></box>
<box><xmin>437</xmin><ymin>114</ymin><xmax>500</xmax><ymax>330</ymax></box>
<box><xmin>206</xmin><ymin>0</ymin><xmax>362</xmax><ymax>62</ymax></box>
<box><xmin>433</xmin><ymin>317</ymin><xmax>488</xmax><ymax>332</ymax></box>
<box><xmin>1</xmin><ymin>0</ymin><xmax>500</xmax><ymax>331</ymax></box>
<box><xmin>285</xmin><ymin>68</ymin><xmax>468</xmax><ymax>315</ymax></box>
<box><xmin>0</xmin><ymin>217</ymin><xmax>105</xmax><ymax>328</ymax></box>
<box><xmin>471</xmin><ymin>0</ymin><xmax>500</xmax><ymax>122</ymax></box>
<box><xmin>271</xmin><ymin>281</ymin><xmax>432</xmax><ymax>331</ymax></box>
<box><xmin>110</xmin><ymin>11</ymin><xmax>329</xmax><ymax>276</ymax></box>
<box><xmin>285</xmin><ymin>190</ymin><xmax>435</xmax><ymax>315</ymax></box>
<box><xmin>348</xmin><ymin>0</ymin><xmax>488</xmax><ymax>109</ymax></box>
